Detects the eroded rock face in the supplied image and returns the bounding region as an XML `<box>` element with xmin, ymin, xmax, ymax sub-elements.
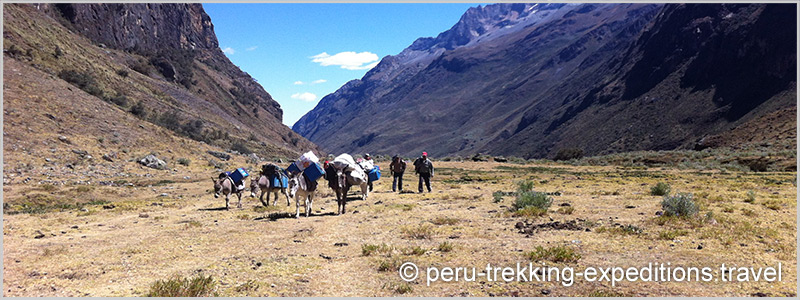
<box><xmin>44</xmin><ymin>3</ymin><xmax>286</xmax><ymax>122</ymax></box>
<box><xmin>48</xmin><ymin>3</ymin><xmax>217</xmax><ymax>52</ymax></box>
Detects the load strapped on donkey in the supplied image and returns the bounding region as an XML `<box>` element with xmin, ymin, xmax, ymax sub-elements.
<box><xmin>261</xmin><ymin>163</ymin><xmax>288</xmax><ymax>188</ymax></box>
<box><xmin>220</xmin><ymin>167</ymin><xmax>249</xmax><ymax>191</ymax></box>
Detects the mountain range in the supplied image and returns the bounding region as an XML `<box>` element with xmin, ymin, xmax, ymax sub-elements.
<box><xmin>293</xmin><ymin>3</ymin><xmax>796</xmax><ymax>159</ymax></box>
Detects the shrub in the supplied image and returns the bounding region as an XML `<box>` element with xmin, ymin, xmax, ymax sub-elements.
<box><xmin>744</xmin><ymin>190</ymin><xmax>756</xmax><ymax>203</ymax></box>
<box><xmin>513</xmin><ymin>191</ymin><xmax>552</xmax><ymax>211</ymax></box>
<box><xmin>650</xmin><ymin>182</ymin><xmax>671</xmax><ymax>196</ymax></box>
<box><xmin>116</xmin><ymin>69</ymin><xmax>129</xmax><ymax>77</ymax></box>
<box><xmin>105</xmin><ymin>93</ymin><xmax>129</xmax><ymax>107</ymax></box>
<box><xmin>517</xmin><ymin>180</ymin><xmax>535</xmax><ymax>194</ymax></box>
<box><xmin>53</xmin><ymin>46</ymin><xmax>63</xmax><ymax>58</ymax></box>
<box><xmin>129</xmin><ymin>101</ymin><xmax>147</xmax><ymax>117</ymax></box>
<box><xmin>554</xmin><ymin>147</ymin><xmax>584</xmax><ymax>161</ymax></box>
<box><xmin>58</xmin><ymin>69</ymin><xmax>103</xmax><ymax>97</ymax></box>
<box><xmin>525</xmin><ymin>246</ymin><xmax>580</xmax><ymax>263</ymax></box>
<box><xmin>231</xmin><ymin>141</ymin><xmax>252</xmax><ymax>155</ymax></box>
<box><xmin>146</xmin><ymin>274</ymin><xmax>217</xmax><ymax>297</ymax></box>
<box><xmin>492</xmin><ymin>191</ymin><xmax>504</xmax><ymax>203</ymax></box>
<box><xmin>131</xmin><ymin>58</ymin><xmax>153</xmax><ymax>75</ymax></box>
<box><xmin>661</xmin><ymin>193</ymin><xmax>698</xmax><ymax>218</ymax></box>
<box><xmin>6</xmin><ymin>44</ymin><xmax>24</xmax><ymax>57</ymax></box>
<box><xmin>177</xmin><ymin>158</ymin><xmax>191</xmax><ymax>166</ymax></box>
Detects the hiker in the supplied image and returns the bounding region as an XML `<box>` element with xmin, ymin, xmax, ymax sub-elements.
<box><xmin>389</xmin><ymin>154</ymin><xmax>406</xmax><ymax>192</ymax></box>
<box><xmin>414</xmin><ymin>152</ymin><xmax>434</xmax><ymax>193</ymax></box>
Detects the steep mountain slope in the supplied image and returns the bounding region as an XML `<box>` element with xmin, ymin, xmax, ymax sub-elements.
<box><xmin>4</xmin><ymin>3</ymin><xmax>318</xmax><ymax>161</ymax></box>
<box><xmin>495</xmin><ymin>3</ymin><xmax>797</xmax><ymax>157</ymax></box>
<box><xmin>293</xmin><ymin>3</ymin><xmax>795</xmax><ymax>159</ymax></box>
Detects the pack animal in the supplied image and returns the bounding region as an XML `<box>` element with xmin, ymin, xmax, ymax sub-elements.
<box><xmin>287</xmin><ymin>173</ymin><xmax>318</xmax><ymax>218</ymax></box>
<box><xmin>249</xmin><ymin>173</ymin><xmax>290</xmax><ymax>207</ymax></box>
<box><xmin>324</xmin><ymin>164</ymin><xmax>349</xmax><ymax>214</ymax></box>
<box><xmin>344</xmin><ymin>169</ymin><xmax>369</xmax><ymax>203</ymax></box>
<box><xmin>212</xmin><ymin>175</ymin><xmax>243</xmax><ymax>210</ymax></box>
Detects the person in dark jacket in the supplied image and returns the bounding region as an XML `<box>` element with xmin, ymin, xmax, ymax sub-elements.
<box><xmin>413</xmin><ymin>152</ymin><xmax>434</xmax><ymax>193</ymax></box>
<box><xmin>389</xmin><ymin>154</ymin><xmax>407</xmax><ymax>192</ymax></box>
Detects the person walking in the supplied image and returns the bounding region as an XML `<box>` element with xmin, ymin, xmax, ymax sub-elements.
<box><xmin>414</xmin><ymin>152</ymin><xmax>434</xmax><ymax>193</ymax></box>
<box><xmin>389</xmin><ymin>154</ymin><xmax>406</xmax><ymax>192</ymax></box>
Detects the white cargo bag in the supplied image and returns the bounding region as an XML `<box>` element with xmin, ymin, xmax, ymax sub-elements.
<box><xmin>296</xmin><ymin>151</ymin><xmax>320</xmax><ymax>170</ymax></box>
<box><xmin>333</xmin><ymin>153</ymin><xmax>357</xmax><ymax>172</ymax></box>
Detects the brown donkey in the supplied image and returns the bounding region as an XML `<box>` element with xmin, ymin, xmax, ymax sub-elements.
<box><xmin>212</xmin><ymin>176</ymin><xmax>243</xmax><ymax>209</ymax></box>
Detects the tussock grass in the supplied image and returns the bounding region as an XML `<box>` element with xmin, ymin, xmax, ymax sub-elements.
<box><xmin>437</xmin><ymin>241</ymin><xmax>454</xmax><ymax>252</ymax></box>
<box><xmin>658</xmin><ymin>229</ymin><xmax>688</xmax><ymax>240</ymax></box>
<box><xmin>394</xmin><ymin>283</ymin><xmax>413</xmax><ymax>294</ymax></box>
<box><xmin>761</xmin><ymin>199</ymin><xmax>783</xmax><ymax>211</ymax></box>
<box><xmin>146</xmin><ymin>274</ymin><xmax>217</xmax><ymax>297</ymax></box>
<box><xmin>430</xmin><ymin>216</ymin><xmax>459</xmax><ymax>225</ymax></box>
<box><xmin>383</xmin><ymin>282</ymin><xmax>413</xmax><ymax>294</ymax></box>
<box><xmin>741</xmin><ymin>208</ymin><xmax>756</xmax><ymax>217</ymax></box>
<box><xmin>403</xmin><ymin>246</ymin><xmax>427</xmax><ymax>256</ymax></box>
<box><xmin>362</xmin><ymin>243</ymin><xmax>393</xmax><ymax>256</ymax></box>
<box><xmin>377</xmin><ymin>257</ymin><xmax>402</xmax><ymax>272</ymax></box>
<box><xmin>234</xmin><ymin>280</ymin><xmax>259</xmax><ymax>293</ymax></box>
<box><xmin>512</xmin><ymin>206</ymin><xmax>548</xmax><ymax>217</ymax></box>
<box><xmin>401</xmin><ymin>224</ymin><xmax>435</xmax><ymax>240</ymax></box>
<box><xmin>744</xmin><ymin>190</ymin><xmax>756</xmax><ymax>203</ymax></box>
<box><xmin>557</xmin><ymin>206</ymin><xmax>574</xmax><ymax>214</ymax></box>
<box><xmin>525</xmin><ymin>246</ymin><xmax>580</xmax><ymax>263</ymax></box>
<box><xmin>179</xmin><ymin>220</ymin><xmax>202</xmax><ymax>228</ymax></box>
<box><xmin>650</xmin><ymin>182</ymin><xmax>671</xmax><ymax>196</ymax></box>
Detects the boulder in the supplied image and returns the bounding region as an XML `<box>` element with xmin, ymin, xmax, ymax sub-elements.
<box><xmin>139</xmin><ymin>154</ymin><xmax>167</xmax><ymax>170</ymax></box>
<box><xmin>207</xmin><ymin>150</ymin><xmax>231</xmax><ymax>161</ymax></box>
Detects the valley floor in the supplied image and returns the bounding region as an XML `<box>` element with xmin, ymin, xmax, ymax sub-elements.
<box><xmin>2</xmin><ymin>161</ymin><xmax>797</xmax><ymax>296</ymax></box>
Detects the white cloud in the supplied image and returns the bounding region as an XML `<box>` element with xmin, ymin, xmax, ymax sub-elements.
<box><xmin>222</xmin><ymin>47</ymin><xmax>235</xmax><ymax>55</ymax></box>
<box><xmin>312</xmin><ymin>79</ymin><xmax>327</xmax><ymax>84</ymax></box>
<box><xmin>291</xmin><ymin>92</ymin><xmax>317</xmax><ymax>102</ymax></box>
<box><xmin>294</xmin><ymin>81</ymin><xmax>305</xmax><ymax>85</ymax></box>
<box><xmin>310</xmin><ymin>51</ymin><xmax>379</xmax><ymax>70</ymax></box>
<box><xmin>246</xmin><ymin>46</ymin><xmax>258</xmax><ymax>51</ymax></box>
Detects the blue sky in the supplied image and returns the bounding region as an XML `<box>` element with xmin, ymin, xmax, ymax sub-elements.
<box><xmin>203</xmin><ymin>3</ymin><xmax>482</xmax><ymax>127</ymax></box>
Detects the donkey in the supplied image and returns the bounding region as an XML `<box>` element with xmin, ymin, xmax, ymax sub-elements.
<box><xmin>249</xmin><ymin>173</ymin><xmax>290</xmax><ymax>207</ymax></box>
<box><xmin>287</xmin><ymin>173</ymin><xmax>318</xmax><ymax>218</ymax></box>
<box><xmin>212</xmin><ymin>176</ymin><xmax>243</xmax><ymax>210</ymax></box>
<box><xmin>344</xmin><ymin>169</ymin><xmax>369</xmax><ymax>202</ymax></box>
<box><xmin>324</xmin><ymin>164</ymin><xmax>349</xmax><ymax>215</ymax></box>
